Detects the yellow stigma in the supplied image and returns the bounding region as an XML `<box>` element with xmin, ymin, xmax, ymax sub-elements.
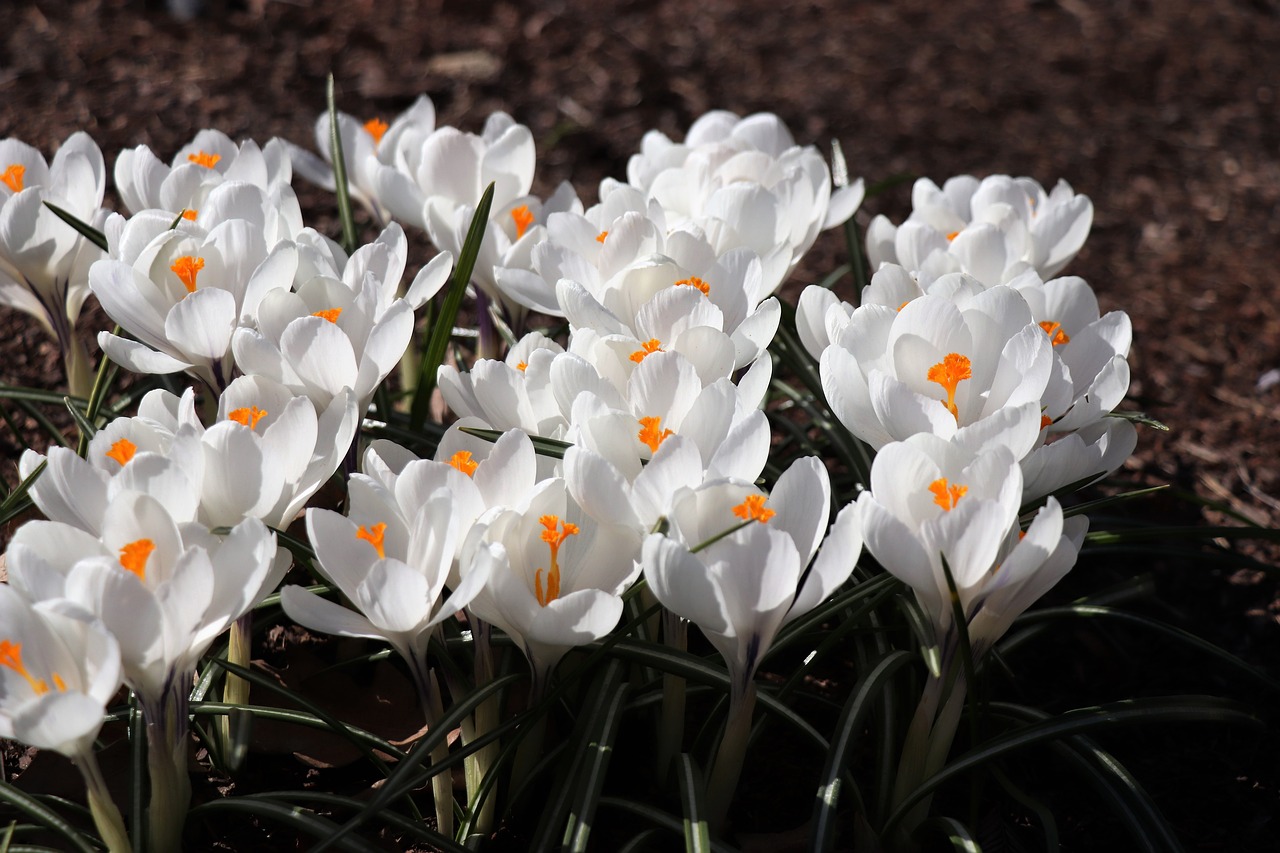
<box><xmin>228</xmin><ymin>406</ymin><xmax>268</xmax><ymax>430</ymax></box>
<box><xmin>312</xmin><ymin>307</ymin><xmax>343</xmax><ymax>323</ymax></box>
<box><xmin>595</xmin><ymin>230</ymin><xmax>609</xmax><ymax>243</ymax></box>
<box><xmin>732</xmin><ymin>494</ymin><xmax>776</xmax><ymax>523</ymax></box>
<box><xmin>105</xmin><ymin>438</ymin><xmax>138</xmax><ymax>466</ymax></box>
<box><xmin>364</xmin><ymin>117</ymin><xmax>389</xmax><ymax>144</ymax></box>
<box><xmin>449</xmin><ymin>450</ymin><xmax>479</xmax><ymax>477</ymax></box>
<box><xmin>119</xmin><ymin>538</ymin><xmax>156</xmax><ymax>581</ymax></box>
<box><xmin>516</xmin><ymin>361</ymin><xmax>528</xmax><ymax>372</ymax></box>
<box><xmin>511</xmin><ymin>204</ymin><xmax>534</xmax><ymax>239</ymax></box>
<box><xmin>675</xmin><ymin>276</ymin><xmax>710</xmax><ymax>296</ymax></box>
<box><xmin>928</xmin><ymin>478</ymin><xmax>967</xmax><ymax>512</ymax></box>
<box><xmin>188</xmin><ymin>151</ymin><xmax>221</xmax><ymax>169</ymax></box>
<box><xmin>629</xmin><ymin>338</ymin><xmax>664</xmax><ymax>364</ymax></box>
<box><xmin>534</xmin><ymin>515</ymin><xmax>579</xmax><ymax>607</ymax></box>
<box><xmin>1038</xmin><ymin>320</ymin><xmax>1070</xmax><ymax>346</ymax></box>
<box><xmin>0</xmin><ymin>639</ymin><xmax>63</xmax><ymax>696</ymax></box>
<box><xmin>927</xmin><ymin>353</ymin><xmax>972</xmax><ymax>421</ymax></box>
<box><xmin>170</xmin><ymin>255</ymin><xmax>205</xmax><ymax>293</ymax></box>
<box><xmin>181</xmin><ymin>209</ymin><xmax>197</xmax><ymax>221</ymax></box>
<box><xmin>637</xmin><ymin>416</ymin><xmax>674</xmax><ymax>453</ymax></box>
<box><xmin>356</xmin><ymin>522</ymin><xmax>387</xmax><ymax>559</ymax></box>
<box><xmin>1</xmin><ymin>164</ymin><xmax>25</xmax><ymax>193</ymax></box>
<box><xmin>1040</xmin><ymin>414</ymin><xmax>1053</xmax><ymax>430</ymax></box>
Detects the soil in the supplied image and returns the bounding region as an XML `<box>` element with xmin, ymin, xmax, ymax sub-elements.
<box><xmin>2</xmin><ymin>0</ymin><xmax>1280</xmax><ymax>850</ymax></box>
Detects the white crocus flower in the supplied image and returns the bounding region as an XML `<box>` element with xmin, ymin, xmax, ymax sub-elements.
<box><xmin>287</xmin><ymin>95</ymin><xmax>438</xmax><ymax>225</ymax></box>
<box><xmin>0</xmin><ymin>131</ymin><xmax>107</xmax><ymax>395</ymax></box>
<box><xmin>0</xmin><ymin>585</ymin><xmax>130</xmax><ymax>852</ymax></box>
<box><xmin>866</xmin><ymin>174</ymin><xmax>1093</xmax><ymax>281</ymax></box>
<box><xmin>465</xmin><ymin>477</ymin><xmax>641</xmax><ymax>695</ymax></box>
<box><xmin>437</xmin><ymin>333</ymin><xmax>568</xmax><ymax>439</ymax></box>
<box><xmin>114</xmin><ymin>131</ymin><xmax>293</xmax><ymax>217</ymax></box>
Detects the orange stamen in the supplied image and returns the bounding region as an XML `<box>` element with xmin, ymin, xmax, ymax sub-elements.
<box><xmin>0</xmin><ymin>640</ymin><xmax>56</xmax><ymax>695</ymax></box>
<box><xmin>1</xmin><ymin>164</ymin><xmax>25</xmax><ymax>193</ymax></box>
<box><xmin>637</xmin><ymin>416</ymin><xmax>674</xmax><ymax>453</ymax></box>
<box><xmin>629</xmin><ymin>338</ymin><xmax>664</xmax><ymax>364</ymax></box>
<box><xmin>898</xmin><ymin>300</ymin><xmax>912</xmax><ymax>312</ymax></box>
<box><xmin>187</xmin><ymin>151</ymin><xmax>221</xmax><ymax>169</ymax></box>
<box><xmin>534</xmin><ymin>515</ymin><xmax>579</xmax><ymax>607</ymax></box>
<box><xmin>312</xmin><ymin>308</ymin><xmax>343</xmax><ymax>323</ymax></box>
<box><xmin>364</xmin><ymin>117</ymin><xmax>389</xmax><ymax>144</ymax></box>
<box><xmin>595</xmin><ymin>230</ymin><xmax>608</xmax><ymax>243</ymax></box>
<box><xmin>732</xmin><ymin>494</ymin><xmax>776</xmax><ymax>523</ymax></box>
<box><xmin>675</xmin><ymin>276</ymin><xmax>711</xmax><ymax>296</ymax></box>
<box><xmin>1038</xmin><ymin>320</ymin><xmax>1070</xmax><ymax>346</ymax></box>
<box><xmin>927</xmin><ymin>353</ymin><xmax>972</xmax><ymax>421</ymax></box>
<box><xmin>181</xmin><ymin>209</ymin><xmax>197</xmax><ymax>221</ymax></box>
<box><xmin>449</xmin><ymin>450</ymin><xmax>479</xmax><ymax>477</ymax></box>
<box><xmin>105</xmin><ymin>438</ymin><xmax>138</xmax><ymax>466</ymax></box>
<box><xmin>356</xmin><ymin>522</ymin><xmax>387</xmax><ymax>559</ymax></box>
<box><xmin>511</xmin><ymin>204</ymin><xmax>534</xmax><ymax>239</ymax></box>
<box><xmin>1040</xmin><ymin>414</ymin><xmax>1053</xmax><ymax>430</ymax></box>
<box><xmin>928</xmin><ymin>478</ymin><xmax>967</xmax><ymax>512</ymax></box>
<box><xmin>946</xmin><ymin>230</ymin><xmax>960</xmax><ymax>242</ymax></box>
<box><xmin>516</xmin><ymin>361</ymin><xmax>528</xmax><ymax>372</ymax></box>
<box><xmin>228</xmin><ymin>406</ymin><xmax>268</xmax><ymax>430</ymax></box>
<box><xmin>170</xmin><ymin>255</ymin><xmax>205</xmax><ymax>293</ymax></box>
<box><xmin>119</xmin><ymin>538</ymin><xmax>156</xmax><ymax>581</ymax></box>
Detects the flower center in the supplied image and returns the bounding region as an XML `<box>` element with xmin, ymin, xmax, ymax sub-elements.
<box><xmin>732</xmin><ymin>494</ymin><xmax>775</xmax><ymax>523</ymax></box>
<box><xmin>675</xmin><ymin>276</ymin><xmax>710</xmax><ymax>296</ymax></box>
<box><xmin>1040</xmin><ymin>414</ymin><xmax>1053</xmax><ymax>430</ymax></box>
<box><xmin>1</xmin><ymin>164</ymin><xmax>25</xmax><ymax>193</ymax></box>
<box><xmin>364</xmin><ymin>117</ymin><xmax>389</xmax><ymax>144</ymax></box>
<box><xmin>0</xmin><ymin>640</ymin><xmax>65</xmax><ymax>696</ymax></box>
<box><xmin>181</xmin><ymin>209</ymin><xmax>197</xmax><ymax>221</ymax></box>
<box><xmin>637</xmin><ymin>416</ymin><xmax>674</xmax><ymax>453</ymax></box>
<box><xmin>356</xmin><ymin>522</ymin><xmax>387</xmax><ymax>559</ymax></box>
<box><xmin>105</xmin><ymin>438</ymin><xmax>137</xmax><ymax>466</ymax></box>
<box><xmin>1038</xmin><ymin>320</ymin><xmax>1070</xmax><ymax>346</ymax></box>
<box><xmin>511</xmin><ymin>204</ymin><xmax>534</xmax><ymax>239</ymax></box>
<box><xmin>629</xmin><ymin>338</ymin><xmax>664</xmax><ymax>363</ymax></box>
<box><xmin>534</xmin><ymin>514</ymin><xmax>579</xmax><ymax>607</ymax></box>
<box><xmin>449</xmin><ymin>450</ymin><xmax>478</xmax><ymax>477</ymax></box>
<box><xmin>170</xmin><ymin>255</ymin><xmax>205</xmax><ymax>293</ymax></box>
<box><xmin>516</xmin><ymin>361</ymin><xmax>528</xmax><ymax>372</ymax></box>
<box><xmin>927</xmin><ymin>353</ymin><xmax>972</xmax><ymax>421</ymax></box>
<box><xmin>312</xmin><ymin>308</ymin><xmax>343</xmax><ymax>323</ymax></box>
<box><xmin>228</xmin><ymin>406</ymin><xmax>268</xmax><ymax>430</ymax></box>
<box><xmin>928</xmin><ymin>477</ymin><xmax>967</xmax><ymax>512</ymax></box>
<box><xmin>595</xmin><ymin>230</ymin><xmax>608</xmax><ymax>243</ymax></box>
<box><xmin>119</xmin><ymin>538</ymin><xmax>156</xmax><ymax>581</ymax></box>
<box><xmin>188</xmin><ymin>151</ymin><xmax>221</xmax><ymax>169</ymax></box>
<box><xmin>946</xmin><ymin>230</ymin><xmax>960</xmax><ymax>242</ymax></box>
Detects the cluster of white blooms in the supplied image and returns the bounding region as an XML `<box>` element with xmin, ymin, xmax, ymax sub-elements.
<box><xmin>0</xmin><ymin>100</ymin><xmax>1135</xmax><ymax>848</ymax></box>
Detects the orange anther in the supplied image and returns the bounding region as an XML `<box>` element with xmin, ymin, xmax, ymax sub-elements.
<box><xmin>0</xmin><ymin>639</ymin><xmax>55</xmax><ymax>695</ymax></box>
<box><xmin>364</xmin><ymin>117</ymin><xmax>389</xmax><ymax>144</ymax></box>
<box><xmin>534</xmin><ymin>515</ymin><xmax>579</xmax><ymax>606</ymax></box>
<box><xmin>170</xmin><ymin>255</ymin><xmax>205</xmax><ymax>293</ymax></box>
<box><xmin>1038</xmin><ymin>320</ymin><xmax>1070</xmax><ymax>346</ymax></box>
<box><xmin>516</xmin><ymin>361</ymin><xmax>528</xmax><ymax>372</ymax></box>
<box><xmin>927</xmin><ymin>353</ymin><xmax>972</xmax><ymax>421</ymax></box>
<box><xmin>637</xmin><ymin>416</ymin><xmax>674</xmax><ymax>453</ymax></box>
<box><xmin>674</xmin><ymin>276</ymin><xmax>711</xmax><ymax>295</ymax></box>
<box><xmin>356</xmin><ymin>522</ymin><xmax>387</xmax><ymax>559</ymax></box>
<box><xmin>732</xmin><ymin>494</ymin><xmax>776</xmax><ymax>523</ymax></box>
<box><xmin>119</xmin><ymin>538</ymin><xmax>156</xmax><ymax>581</ymax></box>
<box><xmin>511</xmin><ymin>205</ymin><xmax>534</xmax><ymax>239</ymax></box>
<box><xmin>629</xmin><ymin>339</ymin><xmax>664</xmax><ymax>364</ymax></box>
<box><xmin>595</xmin><ymin>230</ymin><xmax>609</xmax><ymax>243</ymax></box>
<box><xmin>449</xmin><ymin>450</ymin><xmax>479</xmax><ymax>477</ymax></box>
<box><xmin>946</xmin><ymin>230</ymin><xmax>960</xmax><ymax>242</ymax></box>
<box><xmin>312</xmin><ymin>308</ymin><xmax>343</xmax><ymax>323</ymax></box>
<box><xmin>105</xmin><ymin>438</ymin><xmax>138</xmax><ymax>466</ymax></box>
<box><xmin>181</xmin><ymin>209</ymin><xmax>197</xmax><ymax>221</ymax></box>
<box><xmin>228</xmin><ymin>406</ymin><xmax>268</xmax><ymax>430</ymax></box>
<box><xmin>928</xmin><ymin>478</ymin><xmax>967</xmax><ymax>512</ymax></box>
<box><xmin>187</xmin><ymin>151</ymin><xmax>221</xmax><ymax>169</ymax></box>
<box><xmin>1</xmin><ymin>164</ymin><xmax>25</xmax><ymax>193</ymax></box>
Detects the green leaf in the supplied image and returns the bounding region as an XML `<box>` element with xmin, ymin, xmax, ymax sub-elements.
<box><xmin>62</xmin><ymin>396</ymin><xmax>96</xmax><ymax>444</ymax></box>
<box><xmin>0</xmin><ymin>782</ymin><xmax>98</xmax><ymax>853</ymax></box>
<box><xmin>327</xmin><ymin>73</ymin><xmax>358</xmax><ymax>255</ymax></box>
<box><xmin>809</xmin><ymin>650</ymin><xmax>914</xmax><ymax>853</ymax></box>
<box><xmin>676</xmin><ymin>754</ymin><xmax>712</xmax><ymax>853</ymax></box>
<box><xmin>1107</xmin><ymin>409</ymin><xmax>1169</xmax><ymax>431</ymax></box>
<box><xmin>562</xmin><ymin>664</ymin><xmax>632</xmax><ymax>853</ymax></box>
<box><xmin>598</xmin><ymin>798</ymin><xmax>740</xmax><ymax>853</ymax></box>
<box><xmin>233</xmin><ymin>792</ymin><xmax>470</xmax><ymax>853</ymax></box>
<box><xmin>76</xmin><ymin>328</ymin><xmax>121</xmax><ymax>457</ymax></box>
<box><xmin>41</xmin><ymin>202</ymin><xmax>108</xmax><ymax>252</ymax></box>
<box><xmin>188</xmin><ymin>796</ymin><xmax>381</xmax><ymax>852</ymax></box>
<box><xmin>917</xmin><ymin>816</ymin><xmax>983</xmax><ymax>852</ymax></box>
<box><xmin>409</xmin><ymin>181</ymin><xmax>495</xmax><ymax>429</ymax></box>
<box><xmin>459</xmin><ymin>425</ymin><xmax>573</xmax><ymax>460</ymax></box>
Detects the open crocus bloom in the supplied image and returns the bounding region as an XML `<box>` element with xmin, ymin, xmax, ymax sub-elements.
<box><xmin>856</xmin><ymin>435</ymin><xmax>1087</xmax><ymax>659</ymax></box>
<box><xmin>464</xmin><ymin>477</ymin><xmax>642</xmax><ymax>691</ymax></box>
<box><xmin>865</xmin><ymin>174</ymin><xmax>1093</xmax><ymax>282</ymax></box>
<box><xmin>0</xmin><ymin>585</ymin><xmax>122</xmax><ymax>761</ymax></box>
<box><xmin>641</xmin><ymin>457</ymin><xmax>862</xmax><ymax>697</ymax></box>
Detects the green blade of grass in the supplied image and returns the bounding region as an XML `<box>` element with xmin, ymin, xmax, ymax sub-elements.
<box><xmin>918</xmin><ymin>816</ymin><xmax>983</xmax><ymax>852</ymax></box>
<box><xmin>458</xmin><ymin>425</ymin><xmax>573</xmax><ymax>460</ymax></box>
<box><xmin>676</xmin><ymin>754</ymin><xmax>712</xmax><ymax>853</ymax></box>
<box><xmin>409</xmin><ymin>182</ymin><xmax>494</xmax><ymax>429</ymax></box>
<box><xmin>327</xmin><ymin>73</ymin><xmax>358</xmax><ymax>255</ymax></box>
<box><xmin>188</xmin><ymin>797</ymin><xmax>381</xmax><ymax>853</ymax></box>
<box><xmin>562</xmin><ymin>664</ymin><xmax>632</xmax><ymax>853</ymax></box>
<box><xmin>0</xmin><ymin>783</ymin><xmax>98</xmax><ymax>853</ymax></box>
<box><xmin>41</xmin><ymin>202</ymin><xmax>108</xmax><ymax>252</ymax></box>
<box><xmin>598</xmin><ymin>798</ymin><xmax>739</xmax><ymax>853</ymax></box>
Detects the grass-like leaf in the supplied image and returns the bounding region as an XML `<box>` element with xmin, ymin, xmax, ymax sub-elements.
<box><xmin>676</xmin><ymin>754</ymin><xmax>712</xmax><ymax>853</ymax></box>
<box><xmin>75</xmin><ymin>328</ymin><xmax>120</xmax><ymax>457</ymax></box>
<box><xmin>409</xmin><ymin>182</ymin><xmax>494</xmax><ymax>429</ymax></box>
<box><xmin>809</xmin><ymin>650</ymin><xmax>915</xmax><ymax>853</ymax></box>
<box><xmin>597</xmin><ymin>798</ymin><xmax>739</xmax><ymax>853</ymax></box>
<box><xmin>41</xmin><ymin>202</ymin><xmax>108</xmax><ymax>252</ymax></box>
<box><xmin>62</xmin><ymin>395</ymin><xmax>96</xmax><ymax>444</ymax></box>
<box><xmin>326</xmin><ymin>73</ymin><xmax>358</xmax><ymax>255</ymax></box>
<box><xmin>189</xmin><ymin>796</ymin><xmax>381</xmax><ymax>853</ymax></box>
<box><xmin>237</xmin><ymin>792</ymin><xmax>470</xmax><ymax>853</ymax></box>
<box><xmin>917</xmin><ymin>816</ymin><xmax>983</xmax><ymax>852</ymax></box>
<box><xmin>459</xmin><ymin>425</ymin><xmax>573</xmax><ymax>460</ymax></box>
<box><xmin>562</xmin><ymin>664</ymin><xmax>631</xmax><ymax>853</ymax></box>
<box><xmin>0</xmin><ymin>782</ymin><xmax>98</xmax><ymax>853</ymax></box>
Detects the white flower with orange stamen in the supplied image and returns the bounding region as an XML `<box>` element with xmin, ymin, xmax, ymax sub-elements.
<box><xmin>114</xmin><ymin>131</ymin><xmax>293</xmax><ymax>218</ymax></box>
<box><xmin>464</xmin><ymin>477</ymin><xmax>641</xmax><ymax>692</ymax></box>
<box><xmin>437</xmin><ymin>332</ymin><xmax>568</xmax><ymax>439</ymax></box>
<box><xmin>641</xmin><ymin>456</ymin><xmax>862</xmax><ymax>698</ymax></box>
<box><xmin>865</xmin><ymin>174</ymin><xmax>1093</xmax><ymax>282</ymax></box>
<box><xmin>856</xmin><ymin>434</ymin><xmax>1086</xmax><ymax>656</ymax></box>
<box><xmin>0</xmin><ymin>131</ymin><xmax>108</xmax><ymax>395</ymax></box>
<box><xmin>286</xmin><ymin>95</ymin><xmax>438</xmax><ymax>225</ymax></box>
<box><xmin>625</xmin><ymin>110</ymin><xmax>864</xmax><ymax>296</ymax></box>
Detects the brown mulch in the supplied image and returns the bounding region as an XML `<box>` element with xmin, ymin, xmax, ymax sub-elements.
<box><xmin>3</xmin><ymin>0</ymin><xmax>1280</xmax><ymax>849</ymax></box>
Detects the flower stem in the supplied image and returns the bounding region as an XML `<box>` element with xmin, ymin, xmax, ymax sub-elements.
<box><xmin>464</xmin><ymin>619</ymin><xmax>498</xmax><ymax>840</ymax></box>
<box><xmin>656</xmin><ymin>611</ymin><xmax>687</xmax><ymax>781</ymax></box>
<box><xmin>73</xmin><ymin>750</ymin><xmax>130</xmax><ymax>853</ymax></box>
<box><xmin>143</xmin><ymin>681</ymin><xmax>191</xmax><ymax>853</ymax></box>
<box><xmin>409</xmin><ymin>653</ymin><xmax>455</xmax><ymax>840</ymax></box>
<box><xmin>706</xmin><ymin>681</ymin><xmax>757</xmax><ymax>834</ymax></box>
